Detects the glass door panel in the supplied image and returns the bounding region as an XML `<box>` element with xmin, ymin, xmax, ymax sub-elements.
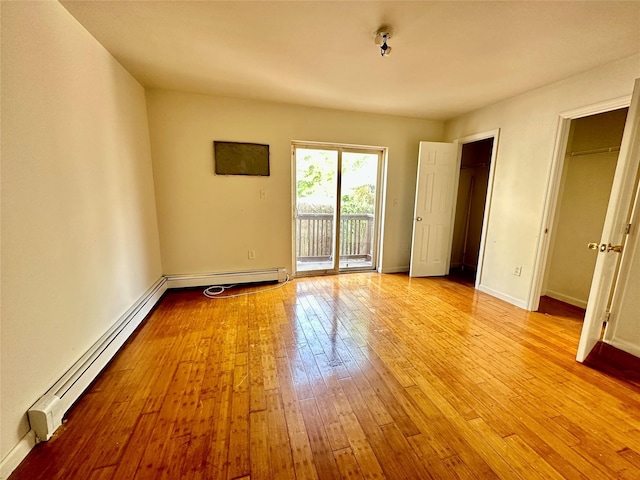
<box><xmin>339</xmin><ymin>151</ymin><xmax>380</xmax><ymax>270</ymax></box>
<box><xmin>294</xmin><ymin>148</ymin><xmax>339</xmax><ymax>274</ymax></box>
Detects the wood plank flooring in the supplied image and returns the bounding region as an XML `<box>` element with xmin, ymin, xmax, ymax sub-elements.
<box><xmin>10</xmin><ymin>273</ymin><xmax>640</xmax><ymax>479</ymax></box>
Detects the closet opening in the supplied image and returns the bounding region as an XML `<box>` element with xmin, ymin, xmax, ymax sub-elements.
<box><xmin>539</xmin><ymin>107</ymin><xmax>628</xmax><ymax>315</ymax></box>
<box><xmin>449</xmin><ymin>138</ymin><xmax>494</xmax><ymax>285</ymax></box>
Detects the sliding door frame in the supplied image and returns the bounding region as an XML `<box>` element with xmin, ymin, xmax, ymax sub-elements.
<box><xmin>291</xmin><ymin>141</ymin><xmax>385</xmax><ymax>278</ymax></box>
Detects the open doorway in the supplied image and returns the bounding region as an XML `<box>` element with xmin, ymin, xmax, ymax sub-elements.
<box><xmin>538</xmin><ymin>108</ymin><xmax>629</xmax><ymax>317</ymax></box>
<box><xmin>409</xmin><ymin>132</ymin><xmax>498</xmax><ymax>283</ymax></box>
<box><xmin>449</xmin><ymin>138</ymin><xmax>494</xmax><ymax>285</ymax></box>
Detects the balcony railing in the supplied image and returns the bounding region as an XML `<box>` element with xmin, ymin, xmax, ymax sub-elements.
<box><xmin>296</xmin><ymin>213</ymin><xmax>374</xmax><ymax>262</ymax></box>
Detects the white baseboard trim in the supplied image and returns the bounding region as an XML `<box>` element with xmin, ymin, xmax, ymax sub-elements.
<box><xmin>543</xmin><ymin>290</ymin><xmax>588</xmax><ymax>309</ymax></box>
<box><xmin>379</xmin><ymin>266</ymin><xmax>410</xmax><ymax>274</ymax></box>
<box><xmin>478</xmin><ymin>284</ymin><xmax>528</xmax><ymax>309</ymax></box>
<box><xmin>0</xmin><ymin>431</ymin><xmax>36</xmax><ymax>480</ymax></box>
<box><xmin>608</xmin><ymin>339</ymin><xmax>640</xmax><ymax>359</ymax></box>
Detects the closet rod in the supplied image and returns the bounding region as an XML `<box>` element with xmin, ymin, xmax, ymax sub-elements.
<box><xmin>566</xmin><ymin>146</ymin><xmax>620</xmax><ymax>157</ymax></box>
<box><xmin>460</xmin><ymin>163</ymin><xmax>490</xmax><ymax>169</ymax></box>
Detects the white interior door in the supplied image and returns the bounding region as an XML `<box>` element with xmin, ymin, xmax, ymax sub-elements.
<box><xmin>577</xmin><ymin>78</ymin><xmax>640</xmax><ymax>362</ymax></box>
<box><xmin>409</xmin><ymin>142</ymin><xmax>458</xmax><ymax>277</ymax></box>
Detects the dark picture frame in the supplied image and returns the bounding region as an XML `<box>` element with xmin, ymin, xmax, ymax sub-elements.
<box><xmin>213</xmin><ymin>141</ymin><xmax>270</xmax><ymax>176</ymax></box>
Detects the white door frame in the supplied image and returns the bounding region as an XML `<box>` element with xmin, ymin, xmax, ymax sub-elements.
<box><xmin>453</xmin><ymin>129</ymin><xmax>500</xmax><ymax>289</ymax></box>
<box><xmin>338</xmin><ymin>146</ymin><xmax>385</xmax><ymax>273</ymax></box>
<box><xmin>527</xmin><ymin>95</ymin><xmax>632</xmax><ymax>311</ymax></box>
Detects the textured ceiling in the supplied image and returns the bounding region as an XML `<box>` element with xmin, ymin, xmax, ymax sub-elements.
<box><xmin>61</xmin><ymin>1</ymin><xmax>640</xmax><ymax>120</ymax></box>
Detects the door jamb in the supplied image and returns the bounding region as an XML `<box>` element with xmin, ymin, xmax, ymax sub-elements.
<box><xmin>527</xmin><ymin>95</ymin><xmax>632</xmax><ymax>311</ymax></box>
<box><xmin>452</xmin><ymin>129</ymin><xmax>500</xmax><ymax>289</ymax></box>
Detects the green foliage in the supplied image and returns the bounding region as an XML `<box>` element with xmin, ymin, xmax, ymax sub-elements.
<box><xmin>296</xmin><ymin>151</ymin><xmax>376</xmax><ymax>214</ymax></box>
<box><xmin>340</xmin><ymin>184</ymin><xmax>375</xmax><ymax>214</ymax></box>
<box><xmin>297</xmin><ymin>163</ymin><xmax>326</xmax><ymax>198</ymax></box>
<box><xmin>296</xmin><ymin>153</ymin><xmax>336</xmax><ymax>200</ymax></box>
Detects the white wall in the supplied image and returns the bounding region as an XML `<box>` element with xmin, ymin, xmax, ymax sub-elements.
<box><xmin>444</xmin><ymin>55</ymin><xmax>640</xmax><ymax>307</ymax></box>
<box><xmin>1</xmin><ymin>1</ymin><xmax>162</xmax><ymax>465</ymax></box>
<box><xmin>145</xmin><ymin>90</ymin><xmax>443</xmax><ymax>276</ymax></box>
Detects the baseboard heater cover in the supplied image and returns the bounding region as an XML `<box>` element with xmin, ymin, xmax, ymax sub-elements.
<box><xmin>165</xmin><ymin>267</ymin><xmax>287</xmax><ymax>289</ymax></box>
<box><xmin>27</xmin><ymin>278</ymin><xmax>167</xmax><ymax>442</ymax></box>
<box><xmin>26</xmin><ymin>268</ymin><xmax>287</xmax><ymax>443</ymax></box>
<box><xmin>26</xmin><ymin>268</ymin><xmax>287</xmax><ymax>446</ymax></box>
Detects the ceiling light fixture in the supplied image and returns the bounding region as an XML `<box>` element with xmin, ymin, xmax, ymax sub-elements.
<box><xmin>374</xmin><ymin>28</ymin><xmax>392</xmax><ymax>57</ymax></box>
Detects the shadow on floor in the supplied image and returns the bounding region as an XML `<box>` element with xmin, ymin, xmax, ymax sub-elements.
<box><xmin>584</xmin><ymin>342</ymin><xmax>640</xmax><ymax>388</ymax></box>
<box><xmin>447</xmin><ymin>266</ymin><xmax>476</xmax><ymax>287</ymax></box>
<box><xmin>537</xmin><ymin>296</ymin><xmax>585</xmax><ymax>320</ymax></box>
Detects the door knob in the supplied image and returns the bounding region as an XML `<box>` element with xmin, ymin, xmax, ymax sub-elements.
<box><xmin>416</xmin><ymin>217</ymin><xmax>423</xmax><ymax>222</ymax></box>
<box><xmin>587</xmin><ymin>242</ymin><xmax>623</xmax><ymax>253</ymax></box>
<box><xmin>606</xmin><ymin>243</ymin><xmax>623</xmax><ymax>253</ymax></box>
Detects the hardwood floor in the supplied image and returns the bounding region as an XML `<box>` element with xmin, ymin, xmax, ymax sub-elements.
<box><xmin>10</xmin><ymin>273</ymin><xmax>640</xmax><ymax>479</ymax></box>
<box><xmin>537</xmin><ymin>295</ymin><xmax>586</xmax><ymax>320</ymax></box>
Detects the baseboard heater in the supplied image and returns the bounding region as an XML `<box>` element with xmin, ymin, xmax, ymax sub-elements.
<box><xmin>26</xmin><ymin>268</ymin><xmax>287</xmax><ymax>443</ymax></box>
<box><xmin>164</xmin><ymin>267</ymin><xmax>288</xmax><ymax>289</ymax></box>
<box><xmin>27</xmin><ymin>278</ymin><xmax>167</xmax><ymax>442</ymax></box>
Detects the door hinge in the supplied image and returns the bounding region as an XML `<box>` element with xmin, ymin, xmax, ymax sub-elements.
<box><xmin>603</xmin><ymin>309</ymin><xmax>611</xmax><ymax>326</ymax></box>
<box><xmin>625</xmin><ymin>223</ymin><xmax>632</xmax><ymax>235</ymax></box>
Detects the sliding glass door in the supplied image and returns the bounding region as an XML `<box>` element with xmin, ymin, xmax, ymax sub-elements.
<box><xmin>293</xmin><ymin>144</ymin><xmax>382</xmax><ymax>276</ymax></box>
<box><xmin>339</xmin><ymin>151</ymin><xmax>380</xmax><ymax>269</ymax></box>
<box><xmin>294</xmin><ymin>147</ymin><xmax>339</xmax><ymax>273</ymax></box>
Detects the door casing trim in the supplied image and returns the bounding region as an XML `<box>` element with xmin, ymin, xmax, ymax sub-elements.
<box><xmin>527</xmin><ymin>95</ymin><xmax>632</xmax><ymax>311</ymax></box>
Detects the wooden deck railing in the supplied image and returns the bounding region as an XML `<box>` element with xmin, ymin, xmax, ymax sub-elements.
<box><xmin>296</xmin><ymin>213</ymin><xmax>374</xmax><ymax>261</ymax></box>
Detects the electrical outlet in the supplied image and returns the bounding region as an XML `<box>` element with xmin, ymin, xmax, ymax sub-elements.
<box><xmin>513</xmin><ymin>266</ymin><xmax>522</xmax><ymax>276</ymax></box>
<box><xmin>248</xmin><ymin>250</ymin><xmax>256</xmax><ymax>260</ymax></box>
<box><xmin>259</xmin><ymin>189</ymin><xmax>266</xmax><ymax>199</ymax></box>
